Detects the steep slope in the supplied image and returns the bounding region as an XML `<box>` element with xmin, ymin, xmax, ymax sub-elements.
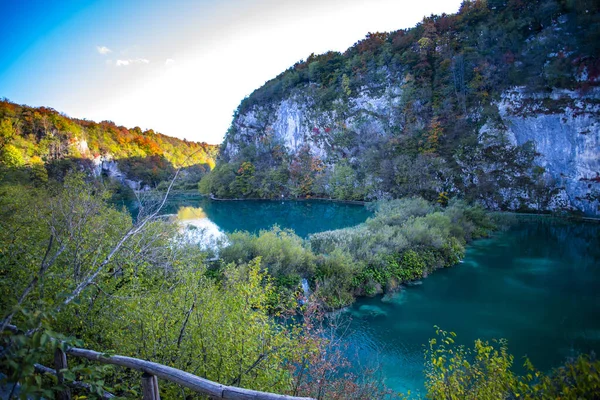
<box><xmin>0</xmin><ymin>99</ymin><xmax>218</xmax><ymax>188</ymax></box>
<box><xmin>206</xmin><ymin>0</ymin><xmax>600</xmax><ymax>215</ymax></box>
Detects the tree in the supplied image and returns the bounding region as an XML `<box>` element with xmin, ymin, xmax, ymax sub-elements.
<box><xmin>0</xmin><ymin>118</ymin><xmax>17</xmax><ymax>153</ymax></box>
<box><xmin>232</xmin><ymin>161</ymin><xmax>256</xmax><ymax>197</ymax></box>
<box><xmin>329</xmin><ymin>161</ymin><xmax>363</xmax><ymax>200</ymax></box>
<box><xmin>0</xmin><ymin>144</ymin><xmax>24</xmax><ymax>167</ymax></box>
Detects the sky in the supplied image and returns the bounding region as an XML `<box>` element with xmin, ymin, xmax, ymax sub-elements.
<box><xmin>0</xmin><ymin>0</ymin><xmax>463</xmax><ymax>144</ymax></box>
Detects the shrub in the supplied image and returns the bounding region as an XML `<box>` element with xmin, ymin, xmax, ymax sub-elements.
<box><xmin>314</xmin><ymin>250</ymin><xmax>362</xmax><ymax>308</ymax></box>
<box><xmin>220</xmin><ymin>197</ymin><xmax>494</xmax><ymax>308</ymax></box>
<box><xmin>220</xmin><ymin>226</ymin><xmax>315</xmax><ymax>284</ymax></box>
<box><xmin>307</xmin><ymin>197</ymin><xmax>493</xmax><ymax>304</ymax></box>
<box><xmin>424</xmin><ymin>327</ymin><xmax>600</xmax><ymax>399</ymax></box>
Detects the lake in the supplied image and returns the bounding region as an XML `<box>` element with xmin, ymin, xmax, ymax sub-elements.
<box><xmin>340</xmin><ymin>217</ymin><xmax>600</xmax><ymax>396</ymax></box>
<box><xmin>123</xmin><ymin>194</ymin><xmax>372</xmax><ymax>238</ymax></box>
<box><xmin>125</xmin><ymin>196</ymin><xmax>600</xmax><ymax>396</ymax></box>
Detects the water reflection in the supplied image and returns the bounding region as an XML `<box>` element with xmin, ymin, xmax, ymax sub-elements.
<box><xmin>175</xmin><ymin>206</ymin><xmax>226</xmax><ymax>250</ymax></box>
<box><xmin>177</xmin><ymin>206</ymin><xmax>208</xmax><ymax>220</ymax></box>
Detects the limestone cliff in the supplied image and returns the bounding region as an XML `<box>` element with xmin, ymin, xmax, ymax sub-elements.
<box><xmin>223</xmin><ymin>83</ymin><xmax>599</xmax><ymax>215</ymax></box>
<box><xmin>211</xmin><ymin>1</ymin><xmax>600</xmax><ymax>215</ymax></box>
<box><xmin>499</xmin><ymin>88</ymin><xmax>600</xmax><ymax>215</ymax></box>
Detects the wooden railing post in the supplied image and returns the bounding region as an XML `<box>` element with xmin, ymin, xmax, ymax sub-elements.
<box><xmin>141</xmin><ymin>372</ymin><xmax>160</xmax><ymax>400</ymax></box>
<box><xmin>54</xmin><ymin>347</ymin><xmax>72</xmax><ymax>400</ymax></box>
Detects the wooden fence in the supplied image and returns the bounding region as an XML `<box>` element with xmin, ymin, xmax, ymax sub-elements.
<box><xmin>6</xmin><ymin>325</ymin><xmax>314</xmax><ymax>400</ymax></box>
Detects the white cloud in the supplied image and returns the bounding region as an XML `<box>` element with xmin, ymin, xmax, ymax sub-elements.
<box><xmin>165</xmin><ymin>58</ymin><xmax>175</xmax><ymax>65</ymax></box>
<box><xmin>115</xmin><ymin>58</ymin><xmax>150</xmax><ymax>67</ymax></box>
<box><xmin>96</xmin><ymin>45</ymin><xmax>112</xmax><ymax>55</ymax></box>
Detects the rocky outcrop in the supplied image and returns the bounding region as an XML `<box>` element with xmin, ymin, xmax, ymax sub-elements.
<box><xmin>91</xmin><ymin>155</ymin><xmax>147</xmax><ymax>191</ymax></box>
<box><xmin>499</xmin><ymin>88</ymin><xmax>600</xmax><ymax>215</ymax></box>
<box><xmin>224</xmin><ymin>83</ymin><xmax>600</xmax><ymax>215</ymax></box>
<box><xmin>225</xmin><ymin>82</ymin><xmax>405</xmax><ymax>161</ymax></box>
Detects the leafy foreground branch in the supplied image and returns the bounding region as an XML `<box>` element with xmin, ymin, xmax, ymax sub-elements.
<box><xmin>419</xmin><ymin>327</ymin><xmax>600</xmax><ymax>400</ymax></box>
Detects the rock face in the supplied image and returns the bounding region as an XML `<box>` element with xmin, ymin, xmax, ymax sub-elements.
<box><xmin>91</xmin><ymin>155</ymin><xmax>146</xmax><ymax>191</ymax></box>
<box><xmin>217</xmin><ymin>3</ymin><xmax>600</xmax><ymax>215</ymax></box>
<box><xmin>224</xmin><ymin>83</ymin><xmax>600</xmax><ymax>216</ymax></box>
<box><xmin>225</xmin><ymin>84</ymin><xmax>403</xmax><ymax>161</ymax></box>
<box><xmin>499</xmin><ymin>88</ymin><xmax>600</xmax><ymax>215</ymax></box>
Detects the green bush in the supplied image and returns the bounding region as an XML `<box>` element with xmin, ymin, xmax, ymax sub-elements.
<box><xmin>220</xmin><ymin>226</ymin><xmax>315</xmax><ymax>283</ymax></box>
<box><xmin>307</xmin><ymin>198</ymin><xmax>493</xmax><ymax>304</ymax></box>
<box><xmin>314</xmin><ymin>249</ymin><xmax>362</xmax><ymax>308</ymax></box>
<box><xmin>423</xmin><ymin>327</ymin><xmax>600</xmax><ymax>400</ymax></box>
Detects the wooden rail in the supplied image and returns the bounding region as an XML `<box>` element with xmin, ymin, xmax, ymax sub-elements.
<box><xmin>6</xmin><ymin>325</ymin><xmax>314</xmax><ymax>400</ymax></box>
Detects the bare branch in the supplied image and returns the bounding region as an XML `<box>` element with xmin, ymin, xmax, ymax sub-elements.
<box><xmin>177</xmin><ymin>295</ymin><xmax>196</xmax><ymax>349</ymax></box>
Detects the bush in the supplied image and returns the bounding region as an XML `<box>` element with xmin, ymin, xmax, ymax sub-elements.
<box><xmin>220</xmin><ymin>226</ymin><xmax>315</xmax><ymax>284</ymax></box>
<box><xmin>423</xmin><ymin>327</ymin><xmax>600</xmax><ymax>399</ymax></box>
<box><xmin>216</xmin><ymin>197</ymin><xmax>493</xmax><ymax>308</ymax></box>
<box><xmin>307</xmin><ymin>197</ymin><xmax>494</xmax><ymax>304</ymax></box>
<box><xmin>314</xmin><ymin>249</ymin><xmax>363</xmax><ymax>308</ymax></box>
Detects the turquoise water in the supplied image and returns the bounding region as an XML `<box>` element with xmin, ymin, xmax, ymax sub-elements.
<box><xmin>122</xmin><ymin>194</ymin><xmax>372</xmax><ymax>238</ymax></box>
<box><xmin>340</xmin><ymin>217</ymin><xmax>600</xmax><ymax>396</ymax></box>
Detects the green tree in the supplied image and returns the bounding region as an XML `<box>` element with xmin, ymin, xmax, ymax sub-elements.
<box><xmin>0</xmin><ymin>118</ymin><xmax>17</xmax><ymax>153</ymax></box>
<box><xmin>232</xmin><ymin>161</ymin><xmax>256</xmax><ymax>197</ymax></box>
<box><xmin>0</xmin><ymin>144</ymin><xmax>24</xmax><ymax>167</ymax></box>
<box><xmin>329</xmin><ymin>161</ymin><xmax>363</xmax><ymax>200</ymax></box>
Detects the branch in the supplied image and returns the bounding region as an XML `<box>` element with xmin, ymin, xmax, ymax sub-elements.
<box><xmin>61</xmin><ymin>167</ymin><xmax>183</xmax><ymax>308</ymax></box>
<box><xmin>34</xmin><ymin>363</ymin><xmax>115</xmax><ymax>399</ymax></box>
<box><xmin>60</xmin><ymin>145</ymin><xmax>208</xmax><ymax>309</ymax></box>
<box><xmin>177</xmin><ymin>295</ymin><xmax>196</xmax><ymax>349</ymax></box>
<box><xmin>228</xmin><ymin>346</ymin><xmax>282</xmax><ymax>387</ymax></box>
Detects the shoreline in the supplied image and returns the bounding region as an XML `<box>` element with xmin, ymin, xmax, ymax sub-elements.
<box><xmin>206</xmin><ymin>193</ymin><xmax>369</xmax><ymax>205</ymax></box>
<box><xmin>503</xmin><ymin>211</ymin><xmax>600</xmax><ymax>223</ymax></box>
<box><xmin>202</xmin><ymin>193</ymin><xmax>600</xmax><ymax>221</ymax></box>
<box><xmin>145</xmin><ymin>189</ymin><xmax>600</xmax><ymax>221</ymax></box>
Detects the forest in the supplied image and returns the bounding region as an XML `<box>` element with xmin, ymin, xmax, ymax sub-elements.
<box><xmin>1</xmin><ymin>173</ymin><xmax>599</xmax><ymax>399</ymax></box>
<box><xmin>0</xmin><ymin>99</ymin><xmax>218</xmax><ymax>190</ymax></box>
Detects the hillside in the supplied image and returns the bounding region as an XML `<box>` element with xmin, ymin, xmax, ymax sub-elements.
<box><xmin>0</xmin><ymin>99</ymin><xmax>218</xmax><ymax>188</ymax></box>
<box><xmin>203</xmin><ymin>0</ymin><xmax>600</xmax><ymax>216</ymax></box>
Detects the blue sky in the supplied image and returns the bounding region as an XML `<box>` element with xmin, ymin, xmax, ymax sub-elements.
<box><xmin>0</xmin><ymin>0</ymin><xmax>462</xmax><ymax>144</ymax></box>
